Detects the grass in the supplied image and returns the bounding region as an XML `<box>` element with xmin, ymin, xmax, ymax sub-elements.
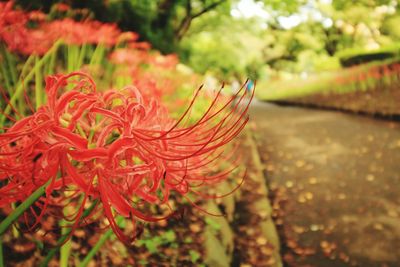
<box><xmin>256</xmin><ymin>58</ymin><xmax>400</xmax><ymax>115</ymax></box>
<box><xmin>256</xmin><ymin>58</ymin><xmax>400</xmax><ymax>101</ymax></box>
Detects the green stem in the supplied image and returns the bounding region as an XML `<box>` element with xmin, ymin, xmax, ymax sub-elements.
<box><xmin>46</xmin><ymin>47</ymin><xmax>57</xmax><ymax>75</ymax></box>
<box><xmin>19</xmin><ymin>54</ymin><xmax>36</xmax><ymax>80</ymax></box>
<box><xmin>4</xmin><ymin>49</ymin><xmax>17</xmax><ymax>87</ymax></box>
<box><xmin>104</xmin><ymin>61</ymin><xmax>116</xmax><ymax>87</ymax></box>
<box><xmin>40</xmin><ymin>200</ymin><xmax>99</xmax><ymax>267</ymax></box>
<box><xmin>66</xmin><ymin>45</ymin><xmax>80</xmax><ymax>90</ymax></box>
<box><xmin>0</xmin><ymin>180</ymin><xmax>51</xmax><ymax>236</ymax></box>
<box><xmin>59</xmin><ymin>218</ymin><xmax>72</xmax><ymax>267</ymax></box>
<box><xmin>0</xmin><ymin>45</ymin><xmax>14</xmax><ymax>94</ymax></box>
<box><xmin>0</xmin><ymin>40</ymin><xmax>62</xmax><ymax>125</ymax></box>
<box><xmin>67</xmin><ymin>45</ymin><xmax>76</xmax><ymax>73</ymax></box>
<box><xmin>0</xmin><ymin>238</ymin><xmax>4</xmax><ymax>267</ymax></box>
<box><xmin>88</xmin><ymin>129</ymin><xmax>95</xmax><ymax>145</ymax></box>
<box><xmin>79</xmin><ymin>216</ymin><xmax>124</xmax><ymax>267</ymax></box>
<box><xmin>59</xmin><ymin>194</ymin><xmax>83</xmax><ymax>267</ymax></box>
<box><xmin>35</xmin><ymin>55</ymin><xmax>43</xmax><ymax>109</ymax></box>
<box><xmin>10</xmin><ymin>203</ymin><xmax>20</xmax><ymax>239</ymax></box>
<box><xmin>76</xmin><ymin>124</ymin><xmax>87</xmax><ymax>138</ymax></box>
<box><xmin>0</xmin><ymin>60</ymin><xmax>12</xmax><ymax>94</ymax></box>
<box><xmin>77</xmin><ymin>44</ymin><xmax>87</xmax><ymax>69</ymax></box>
<box><xmin>89</xmin><ymin>43</ymin><xmax>105</xmax><ymax>68</ymax></box>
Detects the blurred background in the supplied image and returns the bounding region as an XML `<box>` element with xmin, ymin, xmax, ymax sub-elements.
<box><xmin>15</xmin><ymin>0</ymin><xmax>398</xmax><ymax>78</ymax></box>
<box><xmin>2</xmin><ymin>0</ymin><xmax>400</xmax><ymax>266</ymax></box>
<box><xmin>15</xmin><ymin>0</ymin><xmax>400</xmax><ymax>114</ymax></box>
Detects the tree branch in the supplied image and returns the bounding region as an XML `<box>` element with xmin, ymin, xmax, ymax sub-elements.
<box><xmin>192</xmin><ymin>0</ymin><xmax>226</xmax><ymax>19</ymax></box>
<box><xmin>175</xmin><ymin>0</ymin><xmax>227</xmax><ymax>40</ymax></box>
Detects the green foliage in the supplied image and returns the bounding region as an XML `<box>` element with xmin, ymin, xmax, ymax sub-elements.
<box><xmin>382</xmin><ymin>15</ymin><xmax>400</xmax><ymax>40</ymax></box>
<box><xmin>180</xmin><ymin>13</ymin><xmax>266</xmax><ymax>79</ymax></box>
<box><xmin>205</xmin><ymin>217</ymin><xmax>221</xmax><ymax>231</ymax></box>
<box><xmin>337</xmin><ymin>44</ymin><xmax>400</xmax><ymax>66</ymax></box>
<box><xmin>189</xmin><ymin>250</ymin><xmax>201</xmax><ymax>263</ymax></box>
<box><xmin>331</xmin><ymin>0</ymin><xmax>393</xmax><ymax>11</ymax></box>
<box><xmin>105</xmin><ymin>0</ymin><xmax>176</xmax><ymax>52</ymax></box>
<box><xmin>260</xmin><ymin>0</ymin><xmax>306</xmax><ymax>15</ymax></box>
<box><xmin>136</xmin><ymin>230</ymin><xmax>177</xmax><ymax>254</ymax></box>
<box><xmin>12</xmin><ymin>0</ymin><xmax>400</xmax><ymax>91</ymax></box>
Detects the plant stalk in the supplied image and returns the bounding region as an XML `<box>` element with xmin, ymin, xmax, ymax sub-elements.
<box><xmin>40</xmin><ymin>200</ymin><xmax>99</xmax><ymax>267</ymax></box>
<box><xmin>0</xmin><ymin>180</ymin><xmax>51</xmax><ymax>236</ymax></box>
<box><xmin>79</xmin><ymin>216</ymin><xmax>124</xmax><ymax>267</ymax></box>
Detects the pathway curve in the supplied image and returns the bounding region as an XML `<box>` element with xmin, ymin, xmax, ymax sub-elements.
<box><xmin>249</xmin><ymin>100</ymin><xmax>400</xmax><ymax>267</ymax></box>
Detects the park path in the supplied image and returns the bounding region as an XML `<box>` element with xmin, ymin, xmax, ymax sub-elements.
<box><xmin>249</xmin><ymin>100</ymin><xmax>400</xmax><ymax>267</ymax></box>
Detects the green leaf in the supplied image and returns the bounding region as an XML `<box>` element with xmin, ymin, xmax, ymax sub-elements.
<box><xmin>189</xmin><ymin>250</ymin><xmax>201</xmax><ymax>263</ymax></box>
<box><xmin>162</xmin><ymin>230</ymin><xmax>176</xmax><ymax>243</ymax></box>
<box><xmin>145</xmin><ymin>240</ymin><xmax>158</xmax><ymax>254</ymax></box>
<box><xmin>205</xmin><ymin>217</ymin><xmax>221</xmax><ymax>231</ymax></box>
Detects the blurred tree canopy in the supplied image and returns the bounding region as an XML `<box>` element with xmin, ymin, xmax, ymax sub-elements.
<box><xmin>14</xmin><ymin>0</ymin><xmax>400</xmax><ymax>79</ymax></box>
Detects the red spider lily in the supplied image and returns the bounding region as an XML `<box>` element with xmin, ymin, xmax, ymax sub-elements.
<box><xmin>129</xmin><ymin>41</ymin><xmax>152</xmax><ymax>51</ymax></box>
<box><xmin>54</xmin><ymin>3</ymin><xmax>70</xmax><ymax>12</ymax></box>
<box><xmin>1</xmin><ymin>2</ymin><xmax>123</xmax><ymax>55</ymax></box>
<box><xmin>0</xmin><ymin>72</ymin><xmax>253</xmax><ymax>243</ymax></box>
<box><xmin>28</xmin><ymin>10</ymin><xmax>46</xmax><ymax>21</ymax></box>
<box><xmin>109</xmin><ymin>47</ymin><xmax>148</xmax><ymax>67</ymax></box>
<box><xmin>36</xmin><ymin>18</ymin><xmax>122</xmax><ymax>47</ymax></box>
<box><xmin>0</xmin><ymin>1</ymin><xmax>55</xmax><ymax>55</ymax></box>
<box><xmin>0</xmin><ymin>1</ymin><xmax>30</xmax><ymax>53</ymax></box>
<box><xmin>109</xmin><ymin>48</ymin><xmax>181</xmax><ymax>101</ymax></box>
<box><xmin>118</xmin><ymin>31</ymin><xmax>139</xmax><ymax>43</ymax></box>
<box><xmin>0</xmin><ymin>2</ymin><xmax>55</xmax><ymax>55</ymax></box>
<box><xmin>148</xmin><ymin>53</ymin><xmax>179</xmax><ymax>70</ymax></box>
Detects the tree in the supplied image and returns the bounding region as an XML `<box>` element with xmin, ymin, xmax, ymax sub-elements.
<box><xmin>106</xmin><ymin>0</ymin><xmax>231</xmax><ymax>53</ymax></box>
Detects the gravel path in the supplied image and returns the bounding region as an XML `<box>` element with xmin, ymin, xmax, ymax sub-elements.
<box><xmin>249</xmin><ymin>100</ymin><xmax>400</xmax><ymax>267</ymax></box>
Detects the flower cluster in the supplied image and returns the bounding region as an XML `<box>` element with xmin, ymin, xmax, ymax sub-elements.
<box><xmin>337</xmin><ymin>62</ymin><xmax>400</xmax><ymax>83</ymax></box>
<box><xmin>109</xmin><ymin>47</ymin><xmax>181</xmax><ymax>101</ymax></box>
<box><xmin>0</xmin><ymin>72</ymin><xmax>252</xmax><ymax>242</ymax></box>
<box><xmin>0</xmin><ymin>1</ymin><xmax>33</xmax><ymax>54</ymax></box>
<box><xmin>0</xmin><ymin>2</ymin><xmax>125</xmax><ymax>55</ymax></box>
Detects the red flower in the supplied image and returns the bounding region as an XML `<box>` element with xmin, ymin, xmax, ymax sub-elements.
<box><xmin>0</xmin><ymin>72</ymin><xmax>252</xmax><ymax>243</ymax></box>
<box><xmin>28</xmin><ymin>10</ymin><xmax>46</xmax><ymax>21</ymax></box>
<box><xmin>117</xmin><ymin>31</ymin><xmax>139</xmax><ymax>43</ymax></box>
<box><xmin>0</xmin><ymin>1</ymin><xmax>30</xmax><ymax>53</ymax></box>
<box><xmin>54</xmin><ymin>3</ymin><xmax>70</xmax><ymax>12</ymax></box>
<box><xmin>109</xmin><ymin>47</ymin><xmax>148</xmax><ymax>67</ymax></box>
<box><xmin>149</xmin><ymin>53</ymin><xmax>179</xmax><ymax>70</ymax></box>
<box><xmin>1</xmin><ymin>2</ymin><xmax>123</xmax><ymax>55</ymax></box>
<box><xmin>39</xmin><ymin>19</ymin><xmax>122</xmax><ymax>47</ymax></box>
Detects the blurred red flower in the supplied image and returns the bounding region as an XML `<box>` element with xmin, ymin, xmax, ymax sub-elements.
<box><xmin>1</xmin><ymin>2</ymin><xmax>125</xmax><ymax>55</ymax></box>
<box><xmin>0</xmin><ymin>1</ymin><xmax>30</xmax><ymax>53</ymax></box>
<box><xmin>54</xmin><ymin>3</ymin><xmax>70</xmax><ymax>12</ymax></box>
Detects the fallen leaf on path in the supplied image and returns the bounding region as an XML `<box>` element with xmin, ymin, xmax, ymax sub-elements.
<box><xmin>287</xmin><ymin>239</ymin><xmax>298</xmax><ymax>249</ymax></box>
<box><xmin>292</xmin><ymin>225</ymin><xmax>306</xmax><ymax>234</ymax></box>
<box><xmin>308</xmin><ymin>177</ymin><xmax>318</xmax><ymax>184</ymax></box>
<box><xmin>373</xmin><ymin>223</ymin><xmax>383</xmax><ymax>230</ymax></box>
<box><xmin>366</xmin><ymin>174</ymin><xmax>375</xmax><ymax>181</ymax></box>
<box><xmin>286</xmin><ymin>181</ymin><xmax>294</xmax><ymax>188</ymax></box>
<box><xmin>256</xmin><ymin>237</ymin><xmax>268</xmax><ymax>245</ymax></box>
<box><xmin>388</xmin><ymin>209</ymin><xmax>398</xmax><ymax>217</ymax></box>
<box><xmin>189</xmin><ymin>223</ymin><xmax>201</xmax><ymax>233</ymax></box>
<box><xmin>305</xmin><ymin>192</ymin><xmax>313</xmax><ymax>200</ymax></box>
<box><xmin>297</xmin><ymin>195</ymin><xmax>307</xmax><ymax>203</ymax></box>
<box><xmin>295</xmin><ymin>160</ymin><xmax>306</xmax><ymax>168</ymax></box>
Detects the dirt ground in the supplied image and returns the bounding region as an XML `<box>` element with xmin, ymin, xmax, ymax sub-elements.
<box><xmin>250</xmin><ymin>100</ymin><xmax>400</xmax><ymax>267</ymax></box>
